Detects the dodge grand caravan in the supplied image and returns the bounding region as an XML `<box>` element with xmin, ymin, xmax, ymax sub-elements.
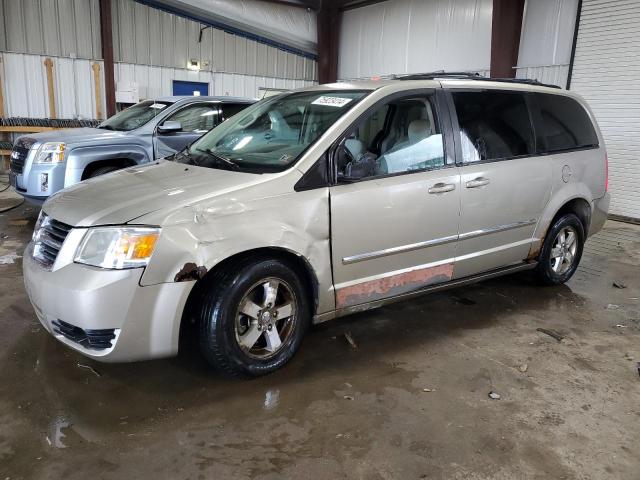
<box><xmin>23</xmin><ymin>75</ymin><xmax>610</xmax><ymax>376</ymax></box>
<box><xmin>10</xmin><ymin>96</ymin><xmax>254</xmax><ymax>204</ymax></box>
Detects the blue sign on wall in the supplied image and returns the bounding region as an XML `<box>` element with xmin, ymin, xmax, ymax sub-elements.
<box><xmin>172</xmin><ymin>80</ymin><xmax>209</xmax><ymax>96</ymax></box>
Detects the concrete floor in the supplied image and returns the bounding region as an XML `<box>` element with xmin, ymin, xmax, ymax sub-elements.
<box><xmin>1</xmin><ymin>188</ymin><xmax>639</xmax><ymax>480</ymax></box>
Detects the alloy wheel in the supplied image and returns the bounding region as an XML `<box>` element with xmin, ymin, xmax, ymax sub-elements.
<box><xmin>234</xmin><ymin>277</ymin><xmax>297</xmax><ymax>359</ymax></box>
<box><xmin>549</xmin><ymin>226</ymin><xmax>578</xmax><ymax>275</ymax></box>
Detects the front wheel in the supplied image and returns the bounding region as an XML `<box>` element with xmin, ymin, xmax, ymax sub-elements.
<box><xmin>534</xmin><ymin>213</ymin><xmax>585</xmax><ymax>285</ymax></box>
<box><xmin>197</xmin><ymin>258</ymin><xmax>311</xmax><ymax>377</ymax></box>
<box><xmin>88</xmin><ymin>165</ymin><xmax>120</xmax><ymax>178</ymax></box>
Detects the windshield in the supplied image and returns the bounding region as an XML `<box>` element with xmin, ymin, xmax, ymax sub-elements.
<box><xmin>98</xmin><ymin>100</ymin><xmax>173</xmax><ymax>131</ymax></box>
<box><xmin>173</xmin><ymin>90</ymin><xmax>368</xmax><ymax>172</ymax></box>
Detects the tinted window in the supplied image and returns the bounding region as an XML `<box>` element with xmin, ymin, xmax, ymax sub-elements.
<box><xmin>222</xmin><ymin>103</ymin><xmax>250</xmax><ymax>120</ymax></box>
<box><xmin>534</xmin><ymin>93</ymin><xmax>598</xmax><ymax>153</ymax></box>
<box><xmin>165</xmin><ymin>103</ymin><xmax>222</xmax><ymax>133</ymax></box>
<box><xmin>98</xmin><ymin>100</ymin><xmax>172</xmax><ymax>131</ymax></box>
<box><xmin>452</xmin><ymin>91</ymin><xmax>534</xmax><ymax>163</ymax></box>
<box><xmin>336</xmin><ymin>95</ymin><xmax>445</xmax><ymax>181</ymax></box>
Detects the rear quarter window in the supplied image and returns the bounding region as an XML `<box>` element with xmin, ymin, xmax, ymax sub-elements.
<box><xmin>533</xmin><ymin>93</ymin><xmax>599</xmax><ymax>153</ymax></box>
<box><xmin>452</xmin><ymin>91</ymin><xmax>534</xmax><ymax>163</ymax></box>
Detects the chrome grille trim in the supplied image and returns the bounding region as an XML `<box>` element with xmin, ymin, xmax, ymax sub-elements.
<box><xmin>33</xmin><ymin>215</ymin><xmax>73</xmax><ymax>270</ymax></box>
<box><xmin>9</xmin><ymin>137</ymin><xmax>36</xmax><ymax>174</ymax></box>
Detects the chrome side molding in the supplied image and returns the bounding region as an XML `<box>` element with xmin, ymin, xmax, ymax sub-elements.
<box><xmin>342</xmin><ymin>235</ymin><xmax>458</xmax><ymax>265</ymax></box>
<box><xmin>457</xmin><ymin>219</ymin><xmax>537</xmax><ymax>240</ymax></box>
<box><xmin>342</xmin><ymin>219</ymin><xmax>538</xmax><ymax>265</ymax></box>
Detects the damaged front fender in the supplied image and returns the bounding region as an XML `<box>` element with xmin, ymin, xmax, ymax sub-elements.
<box><xmin>174</xmin><ymin>263</ymin><xmax>208</xmax><ymax>282</ymax></box>
<box><xmin>137</xmin><ymin>180</ymin><xmax>336</xmax><ymax>315</ymax></box>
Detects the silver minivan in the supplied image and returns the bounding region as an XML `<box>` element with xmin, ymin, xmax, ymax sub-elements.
<box><xmin>23</xmin><ymin>75</ymin><xmax>610</xmax><ymax>376</ymax></box>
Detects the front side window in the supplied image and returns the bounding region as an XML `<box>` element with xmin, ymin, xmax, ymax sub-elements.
<box><xmin>98</xmin><ymin>100</ymin><xmax>173</xmax><ymax>132</ymax></box>
<box><xmin>173</xmin><ymin>90</ymin><xmax>368</xmax><ymax>173</ymax></box>
<box><xmin>335</xmin><ymin>95</ymin><xmax>445</xmax><ymax>181</ymax></box>
<box><xmin>164</xmin><ymin>103</ymin><xmax>223</xmax><ymax>133</ymax></box>
<box><xmin>533</xmin><ymin>93</ymin><xmax>598</xmax><ymax>153</ymax></box>
<box><xmin>452</xmin><ymin>91</ymin><xmax>534</xmax><ymax>163</ymax></box>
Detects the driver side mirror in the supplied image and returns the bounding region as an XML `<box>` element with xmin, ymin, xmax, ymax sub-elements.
<box><xmin>158</xmin><ymin>120</ymin><xmax>182</xmax><ymax>133</ymax></box>
<box><xmin>335</xmin><ymin>144</ymin><xmax>357</xmax><ymax>183</ymax></box>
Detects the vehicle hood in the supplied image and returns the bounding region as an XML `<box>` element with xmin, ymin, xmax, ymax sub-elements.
<box><xmin>23</xmin><ymin>127</ymin><xmax>128</xmax><ymax>145</ymax></box>
<box><xmin>43</xmin><ymin>160</ymin><xmax>265</xmax><ymax>227</ymax></box>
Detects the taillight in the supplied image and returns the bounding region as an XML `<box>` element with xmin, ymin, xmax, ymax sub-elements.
<box><xmin>605</xmin><ymin>154</ymin><xmax>609</xmax><ymax>192</ymax></box>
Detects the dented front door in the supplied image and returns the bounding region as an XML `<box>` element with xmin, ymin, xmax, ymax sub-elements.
<box><xmin>330</xmin><ymin>168</ymin><xmax>461</xmax><ymax>309</ymax></box>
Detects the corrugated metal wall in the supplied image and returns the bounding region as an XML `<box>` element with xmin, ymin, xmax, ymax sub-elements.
<box><xmin>111</xmin><ymin>0</ymin><xmax>316</xmax><ymax>79</ymax></box>
<box><xmin>0</xmin><ymin>52</ymin><xmax>106</xmax><ymax>119</ymax></box>
<box><xmin>338</xmin><ymin>0</ymin><xmax>493</xmax><ymax>80</ymax></box>
<box><xmin>0</xmin><ymin>0</ymin><xmax>102</xmax><ymax>60</ymax></box>
<box><xmin>515</xmin><ymin>0</ymin><xmax>578</xmax><ymax>88</ymax></box>
<box><xmin>148</xmin><ymin>0</ymin><xmax>318</xmax><ymax>55</ymax></box>
<box><xmin>115</xmin><ymin>62</ymin><xmax>316</xmax><ymax>100</ymax></box>
<box><xmin>0</xmin><ymin>0</ymin><xmax>317</xmax><ymax>120</ymax></box>
<box><xmin>569</xmin><ymin>0</ymin><xmax>640</xmax><ymax>219</ymax></box>
<box><xmin>0</xmin><ymin>0</ymin><xmax>317</xmax><ymax>80</ymax></box>
<box><xmin>0</xmin><ymin>51</ymin><xmax>316</xmax><ymax>119</ymax></box>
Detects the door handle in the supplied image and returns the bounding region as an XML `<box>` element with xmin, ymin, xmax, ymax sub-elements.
<box><xmin>428</xmin><ymin>182</ymin><xmax>456</xmax><ymax>194</ymax></box>
<box><xmin>465</xmin><ymin>177</ymin><xmax>490</xmax><ymax>188</ymax></box>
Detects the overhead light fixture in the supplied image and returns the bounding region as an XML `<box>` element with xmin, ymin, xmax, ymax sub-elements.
<box><xmin>187</xmin><ymin>59</ymin><xmax>201</xmax><ymax>71</ymax></box>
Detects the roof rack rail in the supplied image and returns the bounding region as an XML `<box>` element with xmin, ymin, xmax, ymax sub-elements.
<box><xmin>394</xmin><ymin>71</ymin><xmax>561</xmax><ymax>89</ymax></box>
<box><xmin>393</xmin><ymin>71</ymin><xmax>482</xmax><ymax>81</ymax></box>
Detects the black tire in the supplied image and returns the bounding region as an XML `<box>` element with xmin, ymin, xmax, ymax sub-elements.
<box><xmin>534</xmin><ymin>213</ymin><xmax>585</xmax><ymax>286</ymax></box>
<box><xmin>197</xmin><ymin>257</ymin><xmax>311</xmax><ymax>377</ymax></box>
<box><xmin>88</xmin><ymin>165</ymin><xmax>120</xmax><ymax>178</ymax></box>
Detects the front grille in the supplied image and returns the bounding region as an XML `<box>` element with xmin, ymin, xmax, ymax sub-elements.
<box><xmin>33</xmin><ymin>215</ymin><xmax>73</xmax><ymax>269</ymax></box>
<box><xmin>52</xmin><ymin>319</ymin><xmax>117</xmax><ymax>350</ymax></box>
<box><xmin>9</xmin><ymin>137</ymin><xmax>36</xmax><ymax>174</ymax></box>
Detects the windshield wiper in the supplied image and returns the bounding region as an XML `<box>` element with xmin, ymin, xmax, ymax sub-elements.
<box><xmin>97</xmin><ymin>124</ymin><xmax>114</xmax><ymax>130</ymax></box>
<box><xmin>194</xmin><ymin>147</ymin><xmax>240</xmax><ymax>170</ymax></box>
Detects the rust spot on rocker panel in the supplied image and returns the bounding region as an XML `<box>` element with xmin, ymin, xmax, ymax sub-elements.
<box><xmin>527</xmin><ymin>229</ymin><xmax>547</xmax><ymax>262</ymax></box>
<box><xmin>174</xmin><ymin>262</ymin><xmax>208</xmax><ymax>282</ymax></box>
<box><xmin>527</xmin><ymin>243</ymin><xmax>543</xmax><ymax>262</ymax></box>
<box><xmin>336</xmin><ymin>263</ymin><xmax>454</xmax><ymax>308</ymax></box>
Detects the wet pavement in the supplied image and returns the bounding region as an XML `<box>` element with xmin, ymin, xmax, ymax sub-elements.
<box><xmin>1</xmin><ymin>189</ymin><xmax>639</xmax><ymax>479</ymax></box>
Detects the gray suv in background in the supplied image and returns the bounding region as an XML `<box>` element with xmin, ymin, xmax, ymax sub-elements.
<box><xmin>9</xmin><ymin>96</ymin><xmax>255</xmax><ymax>204</ymax></box>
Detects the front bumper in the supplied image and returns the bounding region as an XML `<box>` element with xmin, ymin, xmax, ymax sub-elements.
<box><xmin>23</xmin><ymin>243</ymin><xmax>194</xmax><ymax>362</ymax></box>
<box><xmin>12</xmin><ymin>161</ymin><xmax>67</xmax><ymax>202</ymax></box>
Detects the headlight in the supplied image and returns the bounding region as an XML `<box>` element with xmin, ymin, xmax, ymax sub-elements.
<box><xmin>33</xmin><ymin>142</ymin><xmax>66</xmax><ymax>164</ymax></box>
<box><xmin>75</xmin><ymin>227</ymin><xmax>160</xmax><ymax>269</ymax></box>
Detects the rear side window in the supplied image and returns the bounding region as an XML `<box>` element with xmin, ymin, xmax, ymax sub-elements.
<box><xmin>452</xmin><ymin>91</ymin><xmax>534</xmax><ymax>163</ymax></box>
<box><xmin>533</xmin><ymin>93</ymin><xmax>598</xmax><ymax>153</ymax></box>
<box><xmin>222</xmin><ymin>103</ymin><xmax>250</xmax><ymax>121</ymax></box>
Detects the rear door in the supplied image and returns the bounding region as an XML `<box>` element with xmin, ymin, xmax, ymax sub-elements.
<box><xmin>329</xmin><ymin>90</ymin><xmax>461</xmax><ymax>309</ymax></box>
<box><xmin>449</xmin><ymin>89</ymin><xmax>553</xmax><ymax>279</ymax></box>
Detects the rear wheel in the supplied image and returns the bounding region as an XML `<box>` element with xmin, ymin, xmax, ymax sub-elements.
<box><xmin>197</xmin><ymin>258</ymin><xmax>310</xmax><ymax>377</ymax></box>
<box><xmin>534</xmin><ymin>213</ymin><xmax>585</xmax><ymax>285</ymax></box>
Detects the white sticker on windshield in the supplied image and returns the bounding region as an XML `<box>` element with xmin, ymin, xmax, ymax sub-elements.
<box><xmin>311</xmin><ymin>96</ymin><xmax>353</xmax><ymax>108</ymax></box>
<box><xmin>149</xmin><ymin>103</ymin><xmax>167</xmax><ymax>109</ymax></box>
